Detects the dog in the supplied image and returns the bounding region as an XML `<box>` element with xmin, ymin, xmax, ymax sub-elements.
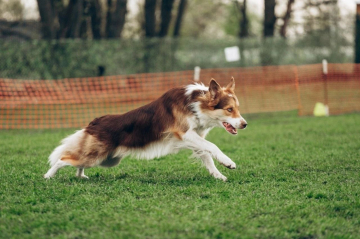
<box><xmin>44</xmin><ymin>78</ymin><xmax>247</xmax><ymax>181</ymax></box>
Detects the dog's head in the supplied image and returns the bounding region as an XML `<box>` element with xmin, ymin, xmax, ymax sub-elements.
<box><xmin>200</xmin><ymin>78</ymin><xmax>247</xmax><ymax>135</ymax></box>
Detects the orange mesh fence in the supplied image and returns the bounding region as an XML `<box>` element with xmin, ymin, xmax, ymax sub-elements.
<box><xmin>0</xmin><ymin>63</ymin><xmax>359</xmax><ymax>129</ymax></box>
<box><xmin>297</xmin><ymin>63</ymin><xmax>360</xmax><ymax>115</ymax></box>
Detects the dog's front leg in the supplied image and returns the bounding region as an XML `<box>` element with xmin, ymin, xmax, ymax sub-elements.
<box><xmin>194</xmin><ymin>150</ymin><xmax>228</xmax><ymax>181</ymax></box>
<box><xmin>182</xmin><ymin>131</ymin><xmax>236</xmax><ymax>169</ymax></box>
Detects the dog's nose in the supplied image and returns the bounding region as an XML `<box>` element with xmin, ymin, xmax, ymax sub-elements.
<box><xmin>242</xmin><ymin>123</ymin><xmax>247</xmax><ymax>128</ymax></box>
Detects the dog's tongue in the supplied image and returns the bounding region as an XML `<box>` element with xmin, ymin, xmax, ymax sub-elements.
<box><xmin>223</xmin><ymin>122</ymin><xmax>237</xmax><ymax>135</ymax></box>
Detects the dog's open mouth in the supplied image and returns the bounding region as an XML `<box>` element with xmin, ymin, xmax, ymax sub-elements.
<box><xmin>222</xmin><ymin>122</ymin><xmax>237</xmax><ymax>135</ymax></box>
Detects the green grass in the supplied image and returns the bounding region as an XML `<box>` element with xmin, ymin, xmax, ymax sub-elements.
<box><xmin>1</xmin><ymin>111</ymin><xmax>360</xmax><ymax>238</ymax></box>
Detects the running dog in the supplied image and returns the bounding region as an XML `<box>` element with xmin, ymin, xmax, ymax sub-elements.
<box><xmin>44</xmin><ymin>78</ymin><xmax>247</xmax><ymax>181</ymax></box>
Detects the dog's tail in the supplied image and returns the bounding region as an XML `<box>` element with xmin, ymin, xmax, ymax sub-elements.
<box><xmin>48</xmin><ymin>129</ymin><xmax>85</xmax><ymax>167</ymax></box>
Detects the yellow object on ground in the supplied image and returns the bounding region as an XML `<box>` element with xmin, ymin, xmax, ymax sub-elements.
<box><xmin>314</xmin><ymin>102</ymin><xmax>329</xmax><ymax>116</ymax></box>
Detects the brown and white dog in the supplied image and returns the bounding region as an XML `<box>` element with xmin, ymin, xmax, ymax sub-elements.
<box><xmin>44</xmin><ymin>78</ymin><xmax>247</xmax><ymax>181</ymax></box>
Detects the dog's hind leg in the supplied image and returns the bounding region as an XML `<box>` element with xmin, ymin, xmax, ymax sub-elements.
<box><xmin>44</xmin><ymin>153</ymin><xmax>81</xmax><ymax>179</ymax></box>
<box><xmin>44</xmin><ymin>160</ymin><xmax>71</xmax><ymax>179</ymax></box>
<box><xmin>194</xmin><ymin>151</ymin><xmax>227</xmax><ymax>181</ymax></box>
<box><xmin>76</xmin><ymin>168</ymin><xmax>88</xmax><ymax>179</ymax></box>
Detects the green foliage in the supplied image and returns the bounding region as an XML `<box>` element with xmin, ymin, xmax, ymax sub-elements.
<box><xmin>0</xmin><ymin>36</ymin><xmax>354</xmax><ymax>80</ymax></box>
<box><xmin>1</xmin><ymin>112</ymin><xmax>360</xmax><ymax>238</ymax></box>
<box><xmin>179</xmin><ymin>0</ymin><xmax>226</xmax><ymax>38</ymax></box>
<box><xmin>223</xmin><ymin>3</ymin><xmax>261</xmax><ymax>38</ymax></box>
<box><xmin>223</xmin><ymin>3</ymin><xmax>239</xmax><ymax>37</ymax></box>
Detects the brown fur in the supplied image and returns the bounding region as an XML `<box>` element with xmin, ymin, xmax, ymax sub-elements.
<box><xmin>199</xmin><ymin>79</ymin><xmax>242</xmax><ymax>120</ymax></box>
<box><xmin>85</xmin><ymin>88</ymin><xmax>191</xmax><ymax>149</ymax></box>
<box><xmin>61</xmin><ymin>87</ymin><xmax>193</xmax><ymax>168</ymax></box>
<box><xmin>60</xmin><ymin>155</ymin><xmax>80</xmax><ymax>166</ymax></box>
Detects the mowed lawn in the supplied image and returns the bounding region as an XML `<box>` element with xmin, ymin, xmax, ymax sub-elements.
<box><xmin>0</xmin><ymin>111</ymin><xmax>359</xmax><ymax>238</ymax></box>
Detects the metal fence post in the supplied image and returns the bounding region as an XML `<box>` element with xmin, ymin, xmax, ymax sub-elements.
<box><xmin>293</xmin><ymin>65</ymin><xmax>303</xmax><ymax>116</ymax></box>
<box><xmin>322</xmin><ymin>59</ymin><xmax>329</xmax><ymax>116</ymax></box>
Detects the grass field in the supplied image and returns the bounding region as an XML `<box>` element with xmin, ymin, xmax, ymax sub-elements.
<box><xmin>1</xmin><ymin>111</ymin><xmax>359</xmax><ymax>238</ymax></box>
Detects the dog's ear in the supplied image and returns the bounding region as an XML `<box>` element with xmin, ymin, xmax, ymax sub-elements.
<box><xmin>208</xmin><ymin>79</ymin><xmax>221</xmax><ymax>107</ymax></box>
<box><xmin>226</xmin><ymin>77</ymin><xmax>235</xmax><ymax>91</ymax></box>
<box><xmin>209</xmin><ymin>79</ymin><xmax>221</xmax><ymax>100</ymax></box>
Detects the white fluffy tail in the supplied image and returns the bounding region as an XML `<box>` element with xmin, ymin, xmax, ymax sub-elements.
<box><xmin>48</xmin><ymin>129</ymin><xmax>85</xmax><ymax>167</ymax></box>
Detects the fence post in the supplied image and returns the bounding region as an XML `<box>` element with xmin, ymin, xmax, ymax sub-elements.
<box><xmin>322</xmin><ymin>59</ymin><xmax>330</xmax><ymax>116</ymax></box>
<box><xmin>194</xmin><ymin>66</ymin><xmax>201</xmax><ymax>82</ymax></box>
<box><xmin>293</xmin><ymin>65</ymin><xmax>303</xmax><ymax>116</ymax></box>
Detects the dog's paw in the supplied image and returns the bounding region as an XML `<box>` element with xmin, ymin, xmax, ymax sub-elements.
<box><xmin>227</xmin><ymin>162</ymin><xmax>236</xmax><ymax>169</ymax></box>
<box><xmin>78</xmin><ymin>175</ymin><xmax>89</xmax><ymax>179</ymax></box>
<box><xmin>217</xmin><ymin>155</ymin><xmax>236</xmax><ymax>169</ymax></box>
<box><xmin>221</xmin><ymin>161</ymin><xmax>236</xmax><ymax>169</ymax></box>
<box><xmin>43</xmin><ymin>174</ymin><xmax>52</xmax><ymax>179</ymax></box>
<box><xmin>211</xmin><ymin>172</ymin><xmax>227</xmax><ymax>182</ymax></box>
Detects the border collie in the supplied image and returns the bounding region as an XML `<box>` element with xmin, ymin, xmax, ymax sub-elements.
<box><xmin>44</xmin><ymin>78</ymin><xmax>247</xmax><ymax>181</ymax></box>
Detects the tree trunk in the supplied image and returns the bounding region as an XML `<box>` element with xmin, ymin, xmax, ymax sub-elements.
<box><xmin>37</xmin><ymin>0</ymin><xmax>57</xmax><ymax>39</ymax></box>
<box><xmin>67</xmin><ymin>0</ymin><xmax>84</xmax><ymax>38</ymax></box>
<box><xmin>90</xmin><ymin>0</ymin><xmax>102</xmax><ymax>39</ymax></box>
<box><xmin>53</xmin><ymin>0</ymin><xmax>67</xmax><ymax>38</ymax></box>
<box><xmin>355</xmin><ymin>3</ymin><xmax>360</xmax><ymax>63</ymax></box>
<box><xmin>106</xmin><ymin>0</ymin><xmax>128</xmax><ymax>38</ymax></box>
<box><xmin>59</xmin><ymin>0</ymin><xmax>84</xmax><ymax>38</ymax></box>
<box><xmin>262</xmin><ymin>0</ymin><xmax>276</xmax><ymax>65</ymax></box>
<box><xmin>106</xmin><ymin>0</ymin><xmax>112</xmax><ymax>38</ymax></box>
<box><xmin>280</xmin><ymin>0</ymin><xmax>295</xmax><ymax>38</ymax></box>
<box><xmin>239</xmin><ymin>0</ymin><xmax>249</xmax><ymax>38</ymax></box>
<box><xmin>158</xmin><ymin>0</ymin><xmax>175</xmax><ymax>37</ymax></box>
<box><xmin>263</xmin><ymin>0</ymin><xmax>276</xmax><ymax>37</ymax></box>
<box><xmin>80</xmin><ymin>18</ymin><xmax>88</xmax><ymax>39</ymax></box>
<box><xmin>37</xmin><ymin>0</ymin><xmax>105</xmax><ymax>39</ymax></box>
<box><xmin>173</xmin><ymin>0</ymin><xmax>187</xmax><ymax>37</ymax></box>
<box><xmin>80</xmin><ymin>0</ymin><xmax>91</xmax><ymax>39</ymax></box>
<box><xmin>144</xmin><ymin>0</ymin><xmax>157</xmax><ymax>37</ymax></box>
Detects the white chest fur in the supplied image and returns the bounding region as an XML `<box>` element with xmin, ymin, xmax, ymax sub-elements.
<box><xmin>125</xmin><ymin>136</ymin><xmax>182</xmax><ymax>160</ymax></box>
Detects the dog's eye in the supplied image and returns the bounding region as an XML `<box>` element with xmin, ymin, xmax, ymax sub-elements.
<box><xmin>227</xmin><ymin>108</ymin><xmax>233</xmax><ymax>112</ymax></box>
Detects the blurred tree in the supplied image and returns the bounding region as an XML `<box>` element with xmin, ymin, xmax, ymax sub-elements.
<box><xmin>144</xmin><ymin>0</ymin><xmax>156</xmax><ymax>37</ymax></box>
<box><xmin>279</xmin><ymin>0</ymin><xmax>295</xmax><ymax>38</ymax></box>
<box><xmin>263</xmin><ymin>0</ymin><xmax>276</xmax><ymax>37</ymax></box>
<box><xmin>0</xmin><ymin>0</ymin><xmax>33</xmax><ymax>40</ymax></box>
<box><xmin>106</xmin><ymin>0</ymin><xmax>127</xmax><ymax>38</ymax></box>
<box><xmin>261</xmin><ymin>0</ymin><xmax>276</xmax><ymax>66</ymax></box>
<box><xmin>231</xmin><ymin>0</ymin><xmax>249</xmax><ymax>38</ymax></box>
<box><xmin>36</xmin><ymin>0</ymin><xmax>128</xmax><ymax>39</ymax></box>
<box><xmin>302</xmin><ymin>0</ymin><xmax>338</xmax><ymax>34</ymax></box>
<box><xmin>180</xmin><ymin>0</ymin><xmax>225</xmax><ymax>38</ymax></box>
<box><xmin>238</xmin><ymin>0</ymin><xmax>248</xmax><ymax>38</ymax></box>
<box><xmin>299</xmin><ymin>0</ymin><xmax>343</xmax><ymax>46</ymax></box>
<box><xmin>0</xmin><ymin>0</ymin><xmax>23</xmax><ymax>21</ymax></box>
<box><xmin>173</xmin><ymin>0</ymin><xmax>187</xmax><ymax>37</ymax></box>
<box><xmin>36</xmin><ymin>0</ymin><xmax>58</xmax><ymax>39</ymax></box>
<box><xmin>144</xmin><ymin>0</ymin><xmax>177</xmax><ymax>38</ymax></box>
<box><xmin>224</xmin><ymin>1</ymin><xmax>262</xmax><ymax>38</ymax></box>
<box><xmin>158</xmin><ymin>0</ymin><xmax>175</xmax><ymax>37</ymax></box>
<box><xmin>356</xmin><ymin>3</ymin><xmax>360</xmax><ymax>63</ymax></box>
<box><xmin>62</xmin><ymin>0</ymin><xmax>83</xmax><ymax>38</ymax></box>
<box><xmin>89</xmin><ymin>0</ymin><xmax>102</xmax><ymax>39</ymax></box>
